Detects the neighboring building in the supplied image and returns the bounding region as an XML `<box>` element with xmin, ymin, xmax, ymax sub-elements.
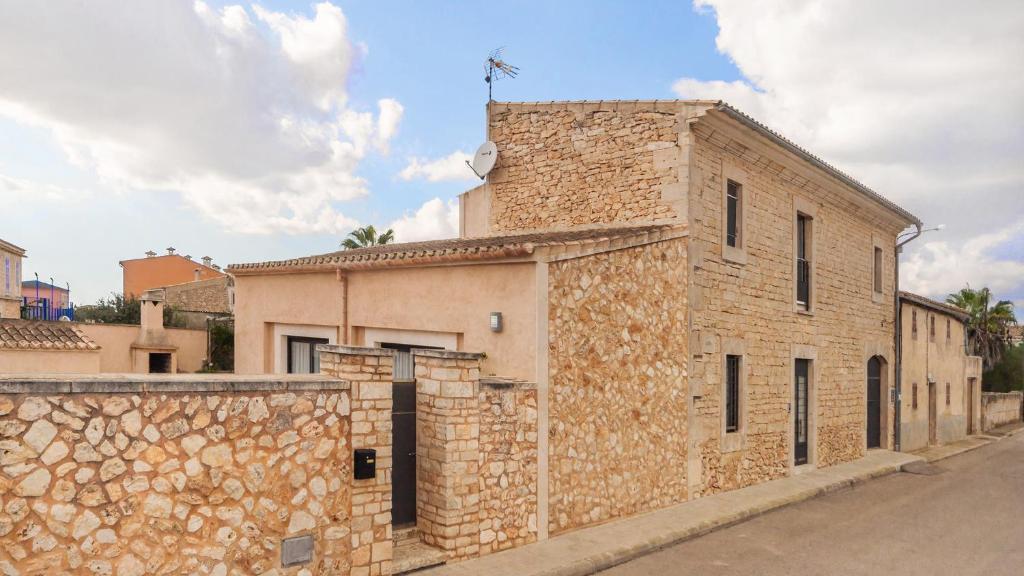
<box><xmin>229</xmin><ymin>100</ymin><xmax>921</xmax><ymax>566</ymax></box>
<box><xmin>898</xmin><ymin>292</ymin><xmax>984</xmax><ymax>449</ymax></box>
<box><xmin>0</xmin><ymin>290</ymin><xmax>208</xmax><ymax>374</ymax></box>
<box><xmin>161</xmin><ymin>275</ymin><xmax>233</xmax><ymax>329</ymax></box>
<box><xmin>1008</xmin><ymin>324</ymin><xmax>1024</xmax><ymax>348</ymax></box>
<box><xmin>0</xmin><ymin>318</ymin><xmax>101</xmax><ymax>372</ymax></box>
<box><xmin>120</xmin><ymin>247</ymin><xmax>224</xmax><ymax>298</ymax></box>
<box><xmin>0</xmin><ymin>238</ymin><xmax>25</xmax><ymax>319</ymax></box>
<box><xmin>22</xmin><ymin>279</ymin><xmax>70</xmax><ymax>308</ymax></box>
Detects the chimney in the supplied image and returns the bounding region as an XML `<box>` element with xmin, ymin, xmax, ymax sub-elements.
<box><xmin>139</xmin><ymin>289</ymin><xmax>166</xmax><ymax>333</ymax></box>
<box><xmin>201</xmin><ymin>256</ymin><xmax>213</xmax><ymax>267</ymax></box>
<box><xmin>166</xmin><ymin>247</ymin><xmax>176</xmax><ymax>256</ymax></box>
<box><xmin>145</xmin><ymin>251</ymin><xmax>156</xmax><ymax>258</ymax></box>
<box><xmin>213</xmin><ymin>264</ymin><xmax>221</xmax><ymax>271</ymax></box>
<box><xmin>184</xmin><ymin>255</ymin><xmax>192</xmax><ymax>261</ymax></box>
<box><xmin>194</xmin><ymin>268</ymin><xmax>201</xmax><ymax>281</ymax></box>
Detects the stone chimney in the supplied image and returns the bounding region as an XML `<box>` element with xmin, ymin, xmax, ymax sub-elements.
<box><xmin>166</xmin><ymin>247</ymin><xmax>176</xmax><ymax>256</ymax></box>
<box><xmin>135</xmin><ymin>289</ymin><xmax>172</xmax><ymax>349</ymax></box>
<box><xmin>202</xmin><ymin>256</ymin><xmax>213</xmax><ymax>267</ymax></box>
<box><xmin>145</xmin><ymin>250</ymin><xmax>156</xmax><ymax>258</ymax></box>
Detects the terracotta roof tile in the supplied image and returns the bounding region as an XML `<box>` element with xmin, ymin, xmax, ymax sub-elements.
<box><xmin>229</xmin><ymin>223</ymin><xmax>681</xmax><ymax>274</ymax></box>
<box><xmin>0</xmin><ymin>319</ymin><xmax>101</xmax><ymax>351</ymax></box>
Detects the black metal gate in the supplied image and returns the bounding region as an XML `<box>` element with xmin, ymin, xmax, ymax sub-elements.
<box><xmin>867</xmin><ymin>357</ymin><xmax>882</xmax><ymax>448</ymax></box>
<box><xmin>392</xmin><ymin>380</ymin><xmax>417</xmax><ymax>526</ymax></box>
<box><xmin>794</xmin><ymin>359</ymin><xmax>810</xmax><ymax>465</ymax></box>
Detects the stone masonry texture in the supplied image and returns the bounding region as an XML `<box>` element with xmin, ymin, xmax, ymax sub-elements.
<box><xmin>0</xmin><ymin>383</ymin><xmax>352</xmax><ymax>575</ymax></box>
<box><xmin>478</xmin><ymin>380</ymin><xmax>537</xmax><ymax>555</ymax></box>
<box><xmin>548</xmin><ymin>238</ymin><xmax>689</xmax><ymax>534</ymax></box>
<box><xmin>487</xmin><ymin>102</ymin><xmax>683</xmax><ymax>233</ymax></box>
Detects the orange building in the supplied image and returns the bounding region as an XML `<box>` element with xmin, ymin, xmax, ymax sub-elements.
<box><xmin>120</xmin><ymin>248</ymin><xmax>224</xmax><ymax>298</ymax></box>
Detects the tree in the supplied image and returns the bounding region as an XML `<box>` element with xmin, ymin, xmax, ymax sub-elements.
<box><xmin>341</xmin><ymin>225</ymin><xmax>395</xmax><ymax>250</ymax></box>
<box><xmin>946</xmin><ymin>286</ymin><xmax>1017</xmax><ymax>370</ymax></box>
<box><xmin>74</xmin><ymin>293</ymin><xmax>186</xmax><ymax>328</ymax></box>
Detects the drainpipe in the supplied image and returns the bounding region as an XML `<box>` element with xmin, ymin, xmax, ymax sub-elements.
<box><xmin>894</xmin><ymin>223</ymin><xmax>923</xmax><ymax>452</ymax></box>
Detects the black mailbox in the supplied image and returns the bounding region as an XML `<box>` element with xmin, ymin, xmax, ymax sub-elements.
<box><xmin>354</xmin><ymin>448</ymin><xmax>376</xmax><ymax>479</ymax></box>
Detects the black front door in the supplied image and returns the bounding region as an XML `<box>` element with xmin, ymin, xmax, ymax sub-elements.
<box><xmin>392</xmin><ymin>380</ymin><xmax>417</xmax><ymax>526</ymax></box>
<box><xmin>794</xmin><ymin>359</ymin><xmax>810</xmax><ymax>465</ymax></box>
<box><xmin>866</xmin><ymin>357</ymin><xmax>882</xmax><ymax>449</ymax></box>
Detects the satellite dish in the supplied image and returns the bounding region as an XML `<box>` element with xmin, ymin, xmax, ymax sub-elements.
<box><xmin>467</xmin><ymin>141</ymin><xmax>498</xmax><ymax>180</ymax></box>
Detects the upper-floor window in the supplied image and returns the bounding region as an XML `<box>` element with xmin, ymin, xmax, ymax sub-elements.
<box><xmin>930</xmin><ymin>315</ymin><xmax>936</xmax><ymax>342</ymax></box>
<box><xmin>873</xmin><ymin>247</ymin><xmax>883</xmax><ymax>294</ymax></box>
<box><xmin>726</xmin><ymin>355</ymin><xmax>741</xmax><ymax>433</ymax></box>
<box><xmin>913</xmin><ymin>382</ymin><xmax>919</xmax><ymax>410</ymax></box>
<box><xmin>3</xmin><ymin>257</ymin><xmax>9</xmax><ymax>295</ymax></box>
<box><xmin>946</xmin><ymin>318</ymin><xmax>951</xmax><ymax>342</ymax></box>
<box><xmin>946</xmin><ymin>382</ymin><xmax>951</xmax><ymax>406</ymax></box>
<box><xmin>796</xmin><ymin>214</ymin><xmax>812</xmax><ymax>310</ymax></box>
<box><xmin>726</xmin><ymin>180</ymin><xmax>742</xmax><ymax>248</ymax></box>
<box><xmin>912</xmin><ymin>309</ymin><xmax>918</xmax><ymax>339</ymax></box>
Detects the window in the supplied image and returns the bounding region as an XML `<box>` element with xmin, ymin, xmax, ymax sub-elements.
<box><xmin>3</xmin><ymin>257</ymin><xmax>8</xmax><ymax>294</ymax></box>
<box><xmin>725</xmin><ymin>355</ymin><xmax>741</xmax><ymax>433</ymax></box>
<box><xmin>946</xmin><ymin>319</ymin><xmax>951</xmax><ymax>342</ymax></box>
<box><xmin>796</xmin><ymin>214</ymin><xmax>812</xmax><ymax>310</ymax></box>
<box><xmin>726</xmin><ymin>180</ymin><xmax>742</xmax><ymax>248</ymax></box>
<box><xmin>930</xmin><ymin>315</ymin><xmax>936</xmax><ymax>342</ymax></box>
<box><xmin>912</xmin><ymin>309</ymin><xmax>918</xmax><ymax>339</ymax></box>
<box><xmin>873</xmin><ymin>247</ymin><xmax>883</xmax><ymax>294</ymax></box>
<box><xmin>946</xmin><ymin>383</ymin><xmax>951</xmax><ymax>406</ymax></box>
<box><xmin>287</xmin><ymin>336</ymin><xmax>329</xmax><ymax>374</ymax></box>
<box><xmin>913</xmin><ymin>382</ymin><xmax>918</xmax><ymax>410</ymax></box>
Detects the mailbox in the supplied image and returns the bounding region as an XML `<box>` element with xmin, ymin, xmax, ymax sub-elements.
<box><xmin>354</xmin><ymin>448</ymin><xmax>376</xmax><ymax>479</ymax></box>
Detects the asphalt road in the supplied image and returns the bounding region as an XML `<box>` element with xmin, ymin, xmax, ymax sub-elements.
<box><xmin>600</xmin><ymin>433</ymin><xmax>1024</xmax><ymax>576</ymax></box>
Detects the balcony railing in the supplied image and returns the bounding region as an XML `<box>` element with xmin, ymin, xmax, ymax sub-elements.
<box><xmin>21</xmin><ymin>297</ymin><xmax>75</xmax><ymax>321</ymax></box>
<box><xmin>796</xmin><ymin>258</ymin><xmax>811</xmax><ymax>309</ymax></box>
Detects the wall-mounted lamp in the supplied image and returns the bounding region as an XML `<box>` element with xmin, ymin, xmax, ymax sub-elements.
<box><xmin>489</xmin><ymin>312</ymin><xmax>503</xmax><ymax>333</ymax></box>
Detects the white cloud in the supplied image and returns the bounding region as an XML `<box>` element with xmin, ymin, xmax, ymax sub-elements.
<box><xmin>388</xmin><ymin>197</ymin><xmax>460</xmax><ymax>242</ymax></box>
<box><xmin>399</xmin><ymin>151</ymin><xmax>476</xmax><ymax>182</ymax></box>
<box><xmin>0</xmin><ymin>174</ymin><xmax>89</xmax><ymax>203</ymax></box>
<box><xmin>902</xmin><ymin>220</ymin><xmax>1024</xmax><ymax>302</ymax></box>
<box><xmin>0</xmin><ymin>1</ymin><xmax>402</xmax><ymax>234</ymax></box>
<box><xmin>679</xmin><ymin>0</ymin><xmax>1024</xmax><ymax>301</ymax></box>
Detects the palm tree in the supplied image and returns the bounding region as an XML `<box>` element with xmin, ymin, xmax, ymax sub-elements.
<box><xmin>341</xmin><ymin>225</ymin><xmax>395</xmax><ymax>250</ymax></box>
<box><xmin>947</xmin><ymin>286</ymin><xmax>1017</xmax><ymax>370</ymax></box>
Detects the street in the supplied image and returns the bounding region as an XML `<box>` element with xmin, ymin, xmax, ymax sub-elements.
<box><xmin>600</xmin><ymin>433</ymin><xmax>1024</xmax><ymax>576</ymax></box>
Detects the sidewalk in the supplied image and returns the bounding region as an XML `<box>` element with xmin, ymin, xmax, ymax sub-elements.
<box><xmin>911</xmin><ymin>422</ymin><xmax>1024</xmax><ymax>463</ymax></box>
<box><xmin>420</xmin><ymin>450</ymin><xmax>920</xmax><ymax>576</ymax></box>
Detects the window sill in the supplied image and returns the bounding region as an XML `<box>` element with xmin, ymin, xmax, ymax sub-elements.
<box><xmin>722</xmin><ymin>431</ymin><xmax>744</xmax><ymax>453</ymax></box>
<box><xmin>871</xmin><ymin>291</ymin><xmax>884</xmax><ymax>304</ymax></box>
<box><xmin>722</xmin><ymin>245</ymin><xmax>748</xmax><ymax>265</ymax></box>
<box><xmin>795</xmin><ymin>307</ymin><xmax>814</xmax><ymax>316</ymax></box>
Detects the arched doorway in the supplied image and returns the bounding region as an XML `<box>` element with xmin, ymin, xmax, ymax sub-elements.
<box><xmin>867</xmin><ymin>356</ymin><xmax>883</xmax><ymax>449</ymax></box>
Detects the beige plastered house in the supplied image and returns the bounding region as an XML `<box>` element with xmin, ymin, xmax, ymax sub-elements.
<box><xmin>230</xmin><ymin>100</ymin><xmax>925</xmax><ymax>569</ymax></box>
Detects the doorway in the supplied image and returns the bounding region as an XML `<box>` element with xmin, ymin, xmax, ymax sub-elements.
<box><xmin>966</xmin><ymin>378</ymin><xmax>976</xmax><ymax>435</ymax></box>
<box><xmin>866</xmin><ymin>357</ymin><xmax>882</xmax><ymax>449</ymax></box>
<box><xmin>794</xmin><ymin>359</ymin><xmax>810</xmax><ymax>466</ymax></box>
<box><xmin>928</xmin><ymin>382</ymin><xmax>938</xmax><ymax>445</ymax></box>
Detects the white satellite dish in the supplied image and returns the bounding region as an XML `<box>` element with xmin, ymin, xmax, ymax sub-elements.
<box><xmin>467</xmin><ymin>141</ymin><xmax>498</xmax><ymax>180</ymax></box>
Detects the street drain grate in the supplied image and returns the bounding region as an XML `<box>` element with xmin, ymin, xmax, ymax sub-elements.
<box><xmin>901</xmin><ymin>461</ymin><xmax>946</xmax><ymax>476</ymax></box>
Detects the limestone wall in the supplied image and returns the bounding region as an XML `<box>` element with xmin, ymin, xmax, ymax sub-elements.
<box><xmin>687</xmin><ymin>117</ymin><xmax>903</xmax><ymax>492</ymax></box>
<box><xmin>485</xmin><ymin>101</ymin><xmax>690</xmax><ymax>234</ymax></box>
<box><xmin>982</xmin><ymin>392</ymin><xmax>1022</xmax><ymax>431</ymax></box>
<box><xmin>0</xmin><ymin>374</ymin><xmax>352</xmax><ymax>576</ymax></box>
<box><xmin>547</xmin><ymin>238</ymin><xmax>689</xmax><ymax>535</ymax></box>
<box><xmin>478</xmin><ymin>379</ymin><xmax>537</xmax><ymax>555</ymax></box>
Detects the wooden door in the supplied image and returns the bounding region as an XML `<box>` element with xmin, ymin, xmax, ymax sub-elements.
<box><xmin>866</xmin><ymin>357</ymin><xmax>882</xmax><ymax>449</ymax></box>
<box><xmin>928</xmin><ymin>382</ymin><xmax>938</xmax><ymax>445</ymax></box>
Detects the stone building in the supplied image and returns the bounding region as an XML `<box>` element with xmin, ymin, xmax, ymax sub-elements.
<box><xmin>0</xmin><ymin>238</ymin><xmax>26</xmax><ymax>319</ymax></box>
<box><xmin>229</xmin><ymin>100</ymin><xmax>922</xmax><ymax>572</ymax></box>
<box><xmin>898</xmin><ymin>291</ymin><xmax>983</xmax><ymax>450</ymax></box>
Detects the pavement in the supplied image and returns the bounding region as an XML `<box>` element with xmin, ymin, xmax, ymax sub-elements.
<box><xmin>601</xmin><ymin>428</ymin><xmax>1024</xmax><ymax>576</ymax></box>
<box><xmin>419</xmin><ymin>424</ymin><xmax>1023</xmax><ymax>576</ymax></box>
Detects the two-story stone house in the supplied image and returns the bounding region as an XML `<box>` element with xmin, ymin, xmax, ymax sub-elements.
<box><xmin>229</xmin><ymin>100</ymin><xmax>921</xmax><ymax>572</ymax></box>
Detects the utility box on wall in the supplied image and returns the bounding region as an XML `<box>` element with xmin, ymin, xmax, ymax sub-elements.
<box><xmin>354</xmin><ymin>448</ymin><xmax>376</xmax><ymax>479</ymax></box>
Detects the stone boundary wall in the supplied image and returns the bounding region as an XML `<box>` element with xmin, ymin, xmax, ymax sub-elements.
<box><xmin>478</xmin><ymin>378</ymin><xmax>538</xmax><ymax>555</ymax></box>
<box><xmin>982</xmin><ymin>391</ymin><xmax>1022</xmax><ymax>431</ymax></box>
<box><xmin>0</xmin><ymin>374</ymin><xmax>352</xmax><ymax>576</ymax></box>
<box><xmin>318</xmin><ymin>346</ymin><xmax>394</xmax><ymax>576</ymax></box>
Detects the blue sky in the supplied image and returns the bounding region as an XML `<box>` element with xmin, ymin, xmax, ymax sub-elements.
<box><xmin>0</xmin><ymin>1</ymin><xmax>1021</xmax><ymax>308</ymax></box>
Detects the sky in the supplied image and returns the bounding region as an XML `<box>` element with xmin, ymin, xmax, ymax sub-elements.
<box><xmin>0</xmin><ymin>0</ymin><xmax>1021</xmax><ymax>310</ymax></box>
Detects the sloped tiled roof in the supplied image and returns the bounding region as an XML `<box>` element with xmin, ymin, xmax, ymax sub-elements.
<box><xmin>0</xmin><ymin>319</ymin><xmax>101</xmax><ymax>351</ymax></box>
<box><xmin>229</xmin><ymin>223</ymin><xmax>682</xmax><ymax>274</ymax></box>
<box><xmin>899</xmin><ymin>291</ymin><xmax>970</xmax><ymax>322</ymax></box>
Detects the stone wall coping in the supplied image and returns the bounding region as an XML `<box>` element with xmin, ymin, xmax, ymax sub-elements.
<box><xmin>411</xmin><ymin>348</ymin><xmax>484</xmax><ymax>360</ymax></box>
<box><xmin>0</xmin><ymin>373</ymin><xmax>349</xmax><ymax>394</ymax></box>
<box><xmin>317</xmin><ymin>344</ymin><xmax>396</xmax><ymax>357</ymax></box>
<box><xmin>982</xmin><ymin>391</ymin><xmax>1023</xmax><ymax>399</ymax></box>
<box><xmin>480</xmin><ymin>377</ymin><xmax>536</xmax><ymax>390</ymax></box>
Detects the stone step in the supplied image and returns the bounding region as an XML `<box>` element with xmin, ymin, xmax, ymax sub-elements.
<box><xmin>393</xmin><ymin>541</ymin><xmax>447</xmax><ymax>575</ymax></box>
<box><xmin>393</xmin><ymin>526</ymin><xmax>419</xmax><ymax>547</ymax></box>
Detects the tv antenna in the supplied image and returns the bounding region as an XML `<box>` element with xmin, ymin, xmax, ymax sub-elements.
<box><xmin>485</xmin><ymin>48</ymin><xmax>519</xmax><ymax>101</ymax></box>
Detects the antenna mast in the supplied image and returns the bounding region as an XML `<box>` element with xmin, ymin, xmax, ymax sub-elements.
<box><xmin>484</xmin><ymin>48</ymin><xmax>519</xmax><ymax>101</ymax></box>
